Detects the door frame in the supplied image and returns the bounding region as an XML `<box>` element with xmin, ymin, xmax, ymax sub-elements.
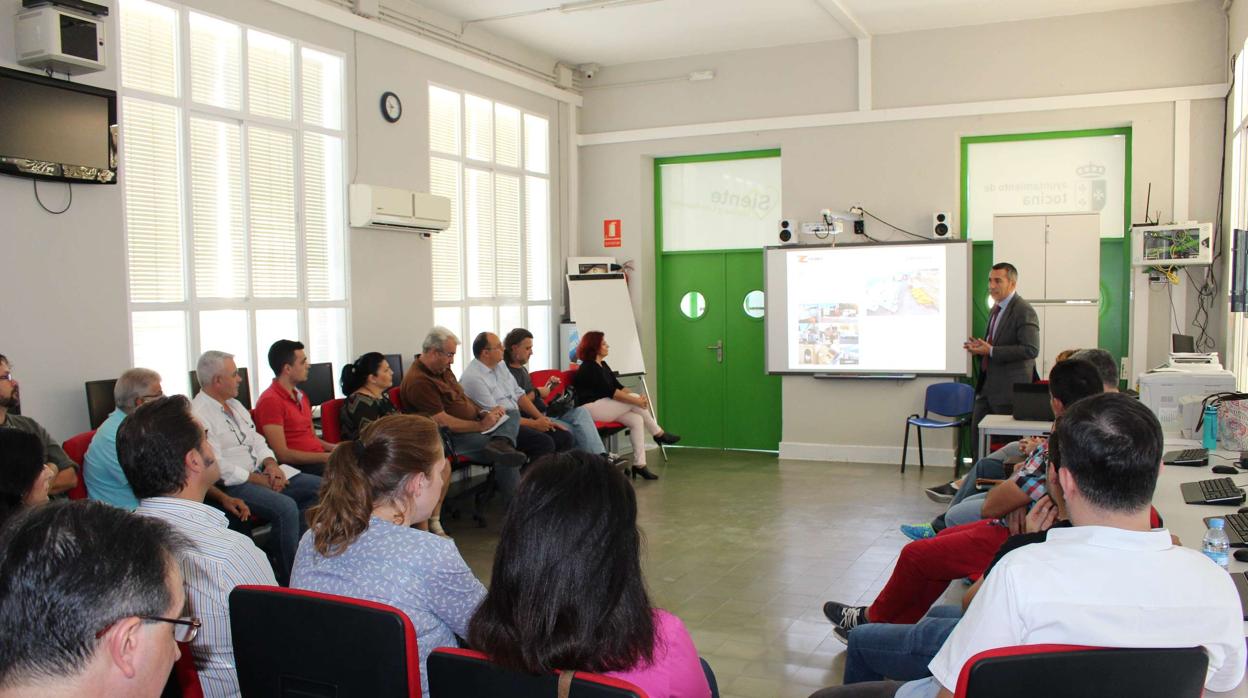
<box><xmin>653</xmin><ymin>148</ymin><xmax>781</xmax><ymax>435</ymax></box>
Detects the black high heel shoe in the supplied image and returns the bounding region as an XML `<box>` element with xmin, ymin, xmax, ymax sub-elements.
<box><xmin>631</xmin><ymin>466</ymin><xmax>659</xmax><ymax>481</ymax></box>
<box><xmin>654</xmin><ymin>431</ymin><xmax>681</xmax><ymax>445</ymax></box>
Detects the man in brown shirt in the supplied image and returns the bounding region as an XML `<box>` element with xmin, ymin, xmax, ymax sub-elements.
<box><xmin>401</xmin><ymin>327</ymin><xmax>527</xmax><ymax>501</ymax></box>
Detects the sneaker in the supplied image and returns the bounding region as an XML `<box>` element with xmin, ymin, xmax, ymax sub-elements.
<box><xmin>605</xmin><ymin>453</ymin><xmax>630</xmax><ymax>468</ymax></box>
<box><xmin>924</xmin><ymin>482</ymin><xmax>958</xmax><ymax>503</ymax></box>
<box><xmin>900</xmin><ymin>523</ymin><xmax>937</xmax><ymax>541</ymax></box>
<box><xmin>831</xmin><ymin>623</ymin><xmax>851</xmax><ymax>645</ymax></box>
<box><xmin>822</xmin><ymin>601</ymin><xmax>869</xmax><ymax>631</ymax></box>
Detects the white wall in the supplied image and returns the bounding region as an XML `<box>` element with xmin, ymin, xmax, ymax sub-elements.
<box><xmin>577</xmin><ymin>1</ymin><xmax>1228</xmax><ymax>463</ymax></box>
<box><xmin>0</xmin><ymin>0</ymin><xmax>566</xmax><ymax>440</ymax></box>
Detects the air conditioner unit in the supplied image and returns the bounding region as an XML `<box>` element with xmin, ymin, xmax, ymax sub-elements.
<box><xmin>349</xmin><ymin>184</ymin><xmax>451</xmax><ymax>235</ymax></box>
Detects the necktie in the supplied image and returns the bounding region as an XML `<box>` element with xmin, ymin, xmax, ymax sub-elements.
<box><xmin>981</xmin><ymin>303</ymin><xmax>1002</xmax><ymax>373</ymax></box>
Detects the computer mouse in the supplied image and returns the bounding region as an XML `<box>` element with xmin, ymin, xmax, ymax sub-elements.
<box><xmin>1235</xmin><ymin>549</ymin><xmax>1248</xmax><ymax>563</ymax></box>
<box><xmin>1213</xmin><ymin>465</ymin><xmax>1240</xmax><ymax>475</ymax></box>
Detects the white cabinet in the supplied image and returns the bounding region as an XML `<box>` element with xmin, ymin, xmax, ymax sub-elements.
<box><xmin>993</xmin><ymin>213</ymin><xmax>1102</xmax><ymax>376</ymax></box>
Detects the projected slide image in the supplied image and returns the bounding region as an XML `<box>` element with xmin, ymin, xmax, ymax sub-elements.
<box><xmin>864</xmin><ymin>270</ymin><xmax>943</xmax><ymax>317</ymax></box>
<box><xmin>796</xmin><ymin>304</ymin><xmax>860</xmax><ymax>366</ymax></box>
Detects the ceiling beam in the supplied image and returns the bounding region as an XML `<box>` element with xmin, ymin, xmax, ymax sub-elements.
<box><xmin>811</xmin><ymin>0</ymin><xmax>870</xmax><ymax>40</ymax></box>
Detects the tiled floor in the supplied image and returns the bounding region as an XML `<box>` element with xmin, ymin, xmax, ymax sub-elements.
<box><xmin>448</xmin><ymin>448</ymin><xmax>955</xmax><ymax>698</ymax></box>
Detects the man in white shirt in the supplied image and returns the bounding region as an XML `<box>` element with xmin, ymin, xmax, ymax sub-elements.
<box><xmin>119</xmin><ymin>395</ymin><xmax>278</xmax><ymax>698</ymax></box>
<box><xmin>191</xmin><ymin>350</ymin><xmax>321</xmax><ymax>586</ymax></box>
<box><xmin>462</xmin><ymin>332</ymin><xmax>574</xmax><ymax>460</ymax></box>
<box><xmin>811</xmin><ymin>392</ymin><xmax>1246</xmax><ymax>698</ymax></box>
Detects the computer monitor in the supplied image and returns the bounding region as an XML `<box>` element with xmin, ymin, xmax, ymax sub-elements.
<box><xmin>384</xmin><ymin>354</ymin><xmax>404</xmax><ymax>388</ymax></box>
<box><xmin>302</xmin><ymin>362</ymin><xmax>334</xmax><ymax>407</ymax></box>
<box><xmin>1172</xmin><ymin>333</ymin><xmax>1197</xmax><ymax>353</ymax></box>
<box><xmin>188</xmin><ymin>366</ymin><xmax>252</xmax><ymax>410</ymax></box>
<box><xmin>84</xmin><ymin>379</ymin><xmax>116</xmax><ymax>430</ymax></box>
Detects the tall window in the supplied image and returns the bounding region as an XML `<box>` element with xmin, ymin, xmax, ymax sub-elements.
<box><xmin>428</xmin><ymin>85</ymin><xmax>553</xmax><ymax>373</ymax></box>
<box><xmin>1230</xmin><ymin>47</ymin><xmax>1248</xmax><ymax>389</ymax></box>
<box><xmin>119</xmin><ymin>0</ymin><xmax>349</xmax><ymax>398</ymax></box>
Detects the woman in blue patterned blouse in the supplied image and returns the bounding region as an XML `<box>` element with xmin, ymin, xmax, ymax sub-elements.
<box><xmin>291</xmin><ymin>414</ymin><xmax>484</xmax><ymax>698</ymax></box>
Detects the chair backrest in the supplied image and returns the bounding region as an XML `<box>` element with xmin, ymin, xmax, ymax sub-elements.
<box><xmin>320</xmin><ymin>398</ymin><xmax>346</xmax><ymax>443</ymax></box>
<box><xmin>427</xmin><ymin>647</ymin><xmax>648</xmax><ymax>698</ymax></box>
<box><xmin>84</xmin><ymin>379</ymin><xmax>116</xmax><ymax>430</ymax></box>
<box><xmin>189</xmin><ymin>367</ymin><xmax>252</xmax><ymax>409</ymax></box>
<box><xmin>954</xmin><ymin>644</ymin><xmax>1208</xmax><ymax>698</ymax></box>
<box><xmin>558</xmin><ymin>370</ymin><xmax>578</xmax><ymax>397</ymax></box>
<box><xmin>925</xmin><ymin>382</ymin><xmax>975</xmax><ymax>418</ymax></box>
<box><xmin>160</xmin><ymin>641</ymin><xmax>204</xmax><ymax>698</ymax></box>
<box><xmin>301</xmin><ymin>362</ymin><xmax>335</xmax><ymax>407</ymax></box>
<box><xmin>388</xmin><ymin>386</ymin><xmax>402</xmax><ymax>410</ymax></box>
<box><xmin>384</xmin><ymin>354</ymin><xmax>405</xmax><ymax>388</ymax></box>
<box><xmin>229</xmin><ymin>585</ymin><xmax>420</xmax><ymax>698</ymax></box>
<box><xmin>62</xmin><ymin>430</ymin><xmax>96</xmax><ymax>500</ymax></box>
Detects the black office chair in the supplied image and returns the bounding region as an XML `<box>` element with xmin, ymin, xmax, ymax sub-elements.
<box><xmin>427</xmin><ymin>648</ymin><xmax>647</xmax><ymax>698</ymax></box>
<box><xmin>84</xmin><ymin>379</ymin><xmax>117</xmax><ymax>430</ymax></box>
<box><xmin>302</xmin><ymin>362</ymin><xmax>335</xmax><ymax>406</ymax></box>
<box><xmin>188</xmin><ymin>367</ymin><xmax>252</xmax><ymax>409</ymax></box>
<box><xmin>384</xmin><ymin>353</ymin><xmax>404</xmax><ymax>388</ymax></box>
<box><xmin>954</xmin><ymin>644</ymin><xmax>1207</xmax><ymax>698</ymax></box>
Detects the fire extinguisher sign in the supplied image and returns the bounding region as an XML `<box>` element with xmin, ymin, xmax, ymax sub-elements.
<box><xmin>603</xmin><ymin>219</ymin><xmax>622</xmax><ymax>248</ymax></box>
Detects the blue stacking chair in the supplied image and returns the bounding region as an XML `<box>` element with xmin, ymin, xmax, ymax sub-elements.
<box><xmin>901</xmin><ymin>383</ymin><xmax>975</xmax><ymax>475</ymax></box>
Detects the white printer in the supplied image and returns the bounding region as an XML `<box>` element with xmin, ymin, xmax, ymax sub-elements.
<box><xmin>1138</xmin><ymin>355</ymin><xmax>1236</xmax><ymax>437</ymax></box>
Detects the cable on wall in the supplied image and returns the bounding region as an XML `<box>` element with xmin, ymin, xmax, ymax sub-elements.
<box><xmin>33</xmin><ymin>180</ymin><xmax>72</xmax><ymax>214</ymax></box>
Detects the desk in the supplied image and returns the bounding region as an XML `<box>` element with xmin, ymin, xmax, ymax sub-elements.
<box><xmin>1155</xmin><ymin>439</ymin><xmax>1248</xmax><ymax>637</ymax></box>
<box><xmin>976</xmin><ymin>414</ymin><xmax>1052</xmax><ymax>461</ymax></box>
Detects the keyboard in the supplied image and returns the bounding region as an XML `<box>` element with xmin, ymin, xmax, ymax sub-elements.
<box><xmin>1206</xmin><ymin>512</ymin><xmax>1248</xmax><ymax>546</ymax></box>
<box><xmin>1163</xmin><ymin>448</ymin><xmax>1209</xmax><ymax>466</ymax></box>
<box><xmin>1181</xmin><ymin>477</ymin><xmax>1246</xmax><ymax>505</ymax></box>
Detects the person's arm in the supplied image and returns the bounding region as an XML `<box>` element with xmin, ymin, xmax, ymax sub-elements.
<box><xmin>424</xmin><ymin>543</ymin><xmax>488</xmax><ymax>638</ymax></box>
<box><xmin>30</xmin><ymin>421</ymin><xmax>77</xmax><ymax>495</ymax></box>
<box><xmin>260</xmin><ymin>424</ymin><xmax>331</xmax><ymax>466</ymax></box>
<box><xmin>206</xmin><ymin>486</ymin><xmax>250</xmax><ymax>521</ymax></box>
<box><xmin>49</xmin><ymin>467</ymin><xmax>77</xmax><ymax>496</ymax></box>
<box><xmin>980</xmin><ymin>479</ymin><xmax>1030</xmax><ymax>518</ymax></box>
<box><xmin>988</xmin><ymin>305</ymin><xmax>1040</xmax><ymax>363</ymax></box>
<box><xmin>430</xmin><ymin>410</ymin><xmax>494</xmax><ymax>434</ymax></box>
<box><xmin>459</xmin><ymin>371</ymin><xmax>495</xmax><ymax>414</ymax></box>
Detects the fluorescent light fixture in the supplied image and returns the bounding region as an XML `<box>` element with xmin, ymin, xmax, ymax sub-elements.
<box><xmin>560</xmin><ymin>0</ymin><xmax>663</xmax><ymax>13</ymax></box>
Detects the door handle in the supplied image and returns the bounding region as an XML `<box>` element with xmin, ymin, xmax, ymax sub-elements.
<box><xmin>706</xmin><ymin>339</ymin><xmax>723</xmax><ymax>363</ymax></box>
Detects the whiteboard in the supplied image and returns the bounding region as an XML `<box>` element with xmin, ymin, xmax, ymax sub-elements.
<box><xmin>965</xmin><ymin>133</ymin><xmax>1127</xmax><ymax>240</ymax></box>
<box><xmin>567</xmin><ymin>274</ymin><xmax>647</xmax><ymax>376</ymax></box>
<box><xmin>764</xmin><ymin>242</ymin><xmax>971</xmax><ymax>375</ymax></box>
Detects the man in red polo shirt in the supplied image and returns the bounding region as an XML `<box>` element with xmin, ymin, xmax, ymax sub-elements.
<box><xmin>253</xmin><ymin>340</ymin><xmax>334</xmax><ymax>476</ymax></box>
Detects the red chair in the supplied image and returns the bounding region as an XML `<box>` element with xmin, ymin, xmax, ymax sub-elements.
<box><xmin>320</xmin><ymin>397</ymin><xmax>346</xmax><ymax>443</ymax></box>
<box><xmin>229</xmin><ymin>585</ymin><xmax>420</xmax><ymax>698</ymax></box>
<box><xmin>160</xmin><ymin>642</ymin><xmax>204</xmax><ymax>698</ymax></box>
<box><xmin>388</xmin><ymin>386</ymin><xmax>402</xmax><ymax>410</ymax></box>
<box><xmin>61</xmin><ymin>430</ymin><xmax>96</xmax><ymax>500</ymax></box>
<box><xmin>952</xmin><ymin>644</ymin><xmax>1208</xmax><ymax>698</ymax></box>
<box><xmin>427</xmin><ymin>647</ymin><xmax>649</xmax><ymax>698</ymax></box>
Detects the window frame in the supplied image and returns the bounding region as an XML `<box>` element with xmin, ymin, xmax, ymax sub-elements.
<box><xmin>119</xmin><ymin>0</ymin><xmax>351</xmax><ymax>398</ymax></box>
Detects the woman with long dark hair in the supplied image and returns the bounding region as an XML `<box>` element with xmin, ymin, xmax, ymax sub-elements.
<box><xmin>469</xmin><ymin>451</ymin><xmax>710</xmax><ymax>697</ymax></box>
<box><xmin>338</xmin><ymin>352</ymin><xmax>398</xmax><ymax>441</ymax></box>
<box><xmin>0</xmin><ymin>428</ymin><xmax>55</xmax><ymax>528</ymax></box>
<box><xmin>572</xmin><ymin>331</ymin><xmax>679</xmax><ymax>480</ymax></box>
<box><xmin>291</xmin><ymin>415</ymin><xmax>485</xmax><ymax>697</ymax></box>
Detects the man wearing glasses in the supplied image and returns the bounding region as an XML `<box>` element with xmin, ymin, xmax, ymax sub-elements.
<box><xmin>0</xmin><ymin>353</ymin><xmax>79</xmax><ymax>495</ymax></box>
<box><xmin>120</xmin><ymin>395</ymin><xmax>277</xmax><ymax>698</ymax></box>
<box><xmin>84</xmin><ymin>368</ymin><xmax>249</xmax><ymax>522</ymax></box>
<box><xmin>0</xmin><ymin>500</ymin><xmax>196</xmax><ymax>698</ymax></box>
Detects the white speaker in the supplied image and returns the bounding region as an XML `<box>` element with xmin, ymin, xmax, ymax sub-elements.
<box><xmin>932</xmin><ymin>212</ymin><xmax>951</xmax><ymax>238</ymax></box>
<box><xmin>779</xmin><ymin>218</ymin><xmax>797</xmax><ymax>245</ymax></box>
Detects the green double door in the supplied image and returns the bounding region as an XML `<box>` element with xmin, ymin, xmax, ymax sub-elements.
<box><xmin>658</xmin><ymin>250</ymin><xmax>781</xmax><ymax>451</ymax></box>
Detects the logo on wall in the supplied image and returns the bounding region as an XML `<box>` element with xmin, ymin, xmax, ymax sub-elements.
<box><xmin>1074</xmin><ymin>161</ymin><xmax>1107</xmax><ymax>212</ymax></box>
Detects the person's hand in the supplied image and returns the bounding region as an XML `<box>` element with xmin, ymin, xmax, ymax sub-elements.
<box><xmin>636</xmin><ymin>394</ymin><xmax>650</xmax><ymax>409</ymax></box>
<box><xmin>965</xmin><ymin>338</ymin><xmax>992</xmax><ymax>356</ymax></box>
<box><xmin>479</xmin><ymin>411</ymin><xmax>500</xmax><ymax>429</ymax></box>
<box><xmin>221</xmin><ymin>496</ymin><xmax>251</xmax><ymax>521</ymax></box>
<box><xmin>1018</xmin><ymin>436</ymin><xmax>1040</xmax><ymax>457</ymax></box>
<box><xmin>550</xmin><ymin>420</ymin><xmax>569</xmax><ymax>431</ymax></box>
<box><xmin>1024</xmin><ymin>495</ymin><xmax>1057</xmax><ymax>533</ymax></box>
<box><xmin>263</xmin><ymin>462</ymin><xmax>288</xmax><ymax>492</ymax></box>
<box><xmin>546</xmin><ymin>376</ymin><xmax>561</xmax><ymax>389</ymax></box>
<box><xmin>1005</xmin><ymin>507</ymin><xmax>1026</xmax><ymax>536</ymax></box>
<box><xmin>532</xmin><ymin>416</ymin><xmax>555</xmax><ymax>432</ymax></box>
<box><xmin>248</xmin><ymin>472</ymin><xmax>277</xmax><ymax>491</ymax></box>
<box><xmin>490</xmin><ymin>406</ymin><xmax>506</xmax><ymax>419</ymax></box>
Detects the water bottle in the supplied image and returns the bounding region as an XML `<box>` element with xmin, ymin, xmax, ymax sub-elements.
<box><xmin>1203</xmin><ymin>405</ymin><xmax>1219</xmax><ymax>449</ymax></box>
<box><xmin>1204</xmin><ymin>518</ymin><xmax>1231</xmax><ymax>570</ymax></box>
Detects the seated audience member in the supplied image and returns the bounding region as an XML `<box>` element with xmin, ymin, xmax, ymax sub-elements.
<box><xmin>400</xmin><ymin>327</ymin><xmax>527</xmax><ymax>502</ymax></box>
<box><xmin>0</xmin><ymin>501</ymin><xmax>192</xmax><ymax>698</ymax></box>
<box><xmin>903</xmin><ymin>348</ymin><xmax>1118</xmax><ymax>540</ymax></box>
<box><xmin>120</xmin><ymin>395</ymin><xmax>277</xmax><ymax>698</ymax></box>
<box><xmin>83</xmin><ymin>368</ymin><xmax>249</xmax><ymax>522</ymax></box>
<box><xmin>811</xmin><ymin>393</ymin><xmax>1245</xmax><ymax>698</ymax></box>
<box><xmin>822</xmin><ymin>359</ymin><xmax>1103</xmax><ymax>633</ymax></box>
<box><xmin>503</xmin><ymin>327</ymin><xmax>625</xmax><ymax>465</ymax></box>
<box><xmin>339</xmin><ymin>352</ymin><xmax>398</xmax><ymax>441</ymax></box>
<box><xmin>292</xmin><ymin>415</ymin><xmax>484</xmax><ymax>698</ymax></box>
<box><xmin>921</xmin><ymin>348</ymin><xmax>1086</xmax><ymax>506</ymax></box>
<box><xmin>572</xmin><ymin>332</ymin><xmax>679</xmax><ymax>480</ymax></box>
<box><xmin>192</xmin><ymin>350</ymin><xmax>322</xmax><ymax>585</ymax></box>
<box><xmin>462</xmin><ymin>332</ymin><xmax>573</xmax><ymax>460</ymax></box>
<box><xmin>470</xmin><ymin>451</ymin><xmax>711</xmax><ymax>698</ymax></box>
<box><xmin>0</xmin><ymin>428</ymin><xmax>57</xmax><ymax>526</ymax></box>
<box><xmin>252</xmin><ymin>339</ymin><xmax>334</xmax><ymax>476</ymax></box>
<box><xmin>0</xmin><ymin>353</ymin><xmax>77</xmax><ymax>495</ymax></box>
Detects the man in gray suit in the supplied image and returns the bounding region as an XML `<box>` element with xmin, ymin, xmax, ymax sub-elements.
<box><xmin>964</xmin><ymin>262</ymin><xmax>1039</xmax><ymax>458</ymax></box>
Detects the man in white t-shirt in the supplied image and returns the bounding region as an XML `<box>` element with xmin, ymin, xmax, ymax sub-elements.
<box><xmin>811</xmin><ymin>392</ymin><xmax>1245</xmax><ymax>698</ymax></box>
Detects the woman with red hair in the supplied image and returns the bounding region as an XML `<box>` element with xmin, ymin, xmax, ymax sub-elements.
<box><xmin>572</xmin><ymin>331</ymin><xmax>679</xmax><ymax>480</ymax></box>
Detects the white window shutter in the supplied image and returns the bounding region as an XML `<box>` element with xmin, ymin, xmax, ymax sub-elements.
<box><xmin>247</xmin><ymin>127</ymin><xmax>297</xmax><ymax>298</ymax></box>
<box><xmin>189</xmin><ymin>12</ymin><xmax>241</xmax><ymax>110</ymax></box>
<box><xmin>123</xmin><ymin>97</ymin><xmax>185</xmax><ymax>303</ymax></box>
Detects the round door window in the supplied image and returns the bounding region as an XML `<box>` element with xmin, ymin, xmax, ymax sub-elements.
<box><xmin>680</xmin><ymin>291</ymin><xmax>707</xmax><ymax>319</ymax></box>
<box><xmin>743</xmin><ymin>290</ymin><xmax>765</xmax><ymax>318</ymax></box>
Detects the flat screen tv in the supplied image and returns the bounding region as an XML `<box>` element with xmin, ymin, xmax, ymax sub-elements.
<box><xmin>0</xmin><ymin>66</ymin><xmax>117</xmax><ymax>184</ymax></box>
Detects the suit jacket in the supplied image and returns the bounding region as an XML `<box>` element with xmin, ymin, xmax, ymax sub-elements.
<box><xmin>977</xmin><ymin>294</ymin><xmax>1040</xmax><ymax>410</ymax></box>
